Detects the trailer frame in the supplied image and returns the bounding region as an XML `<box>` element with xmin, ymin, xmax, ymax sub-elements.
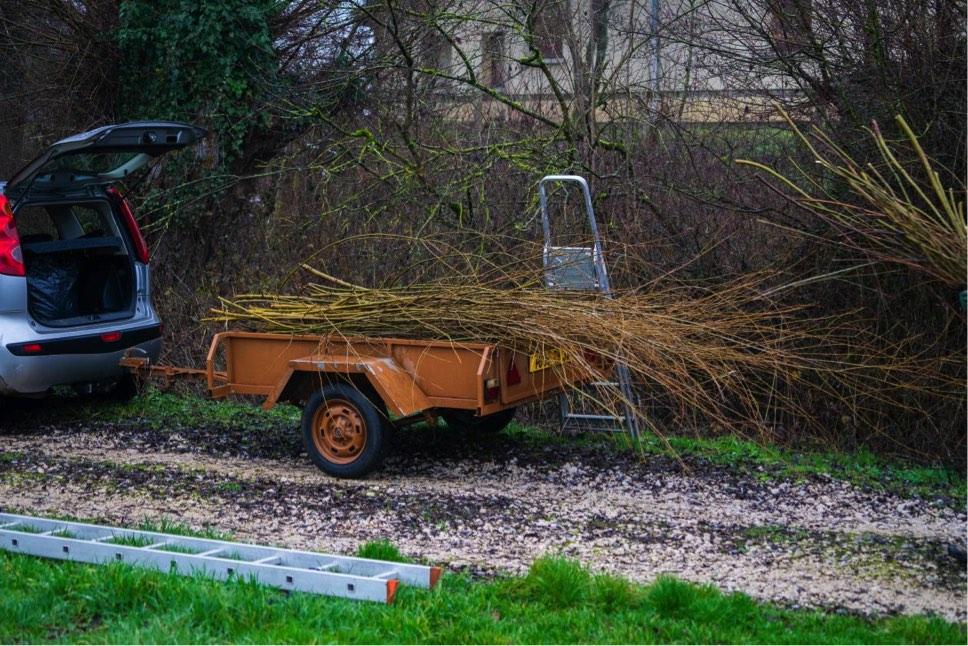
<box><xmin>121</xmin><ymin>330</ymin><xmax>601</xmax><ymax>477</ymax></box>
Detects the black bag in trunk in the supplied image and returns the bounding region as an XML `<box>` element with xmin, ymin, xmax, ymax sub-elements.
<box><xmin>26</xmin><ymin>254</ymin><xmax>81</xmax><ymax>321</ymax></box>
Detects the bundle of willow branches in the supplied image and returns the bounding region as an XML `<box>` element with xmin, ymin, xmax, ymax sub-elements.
<box><xmin>212</xmin><ymin>265</ymin><xmax>923</xmax><ymax>434</ymax></box>
<box><xmin>739</xmin><ymin>110</ymin><xmax>966</xmax><ymax>288</ymax></box>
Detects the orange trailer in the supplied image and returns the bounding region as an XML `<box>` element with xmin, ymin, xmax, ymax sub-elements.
<box><xmin>122</xmin><ymin>331</ymin><xmax>590</xmax><ymax>478</ymax></box>
<box><xmin>121</xmin><ymin>176</ymin><xmax>636</xmax><ymax>477</ymax></box>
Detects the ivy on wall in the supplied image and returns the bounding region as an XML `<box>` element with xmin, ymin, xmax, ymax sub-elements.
<box><xmin>117</xmin><ymin>0</ymin><xmax>278</xmax><ymax>163</ymax></box>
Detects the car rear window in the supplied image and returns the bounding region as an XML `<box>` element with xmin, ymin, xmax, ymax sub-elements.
<box><xmin>37</xmin><ymin>151</ymin><xmax>142</xmax><ymax>177</ymax></box>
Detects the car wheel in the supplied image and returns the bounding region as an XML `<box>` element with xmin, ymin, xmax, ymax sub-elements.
<box><xmin>442</xmin><ymin>407</ymin><xmax>517</xmax><ymax>434</ymax></box>
<box><xmin>301</xmin><ymin>383</ymin><xmax>388</xmax><ymax>478</ymax></box>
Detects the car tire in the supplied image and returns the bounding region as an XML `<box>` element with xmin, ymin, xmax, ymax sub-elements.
<box><xmin>442</xmin><ymin>407</ymin><xmax>517</xmax><ymax>434</ymax></box>
<box><xmin>301</xmin><ymin>383</ymin><xmax>388</xmax><ymax>478</ymax></box>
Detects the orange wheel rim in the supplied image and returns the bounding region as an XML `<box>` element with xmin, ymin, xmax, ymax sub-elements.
<box><xmin>312</xmin><ymin>399</ymin><xmax>367</xmax><ymax>465</ymax></box>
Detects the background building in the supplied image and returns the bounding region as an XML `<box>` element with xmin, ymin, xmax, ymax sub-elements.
<box><xmin>367</xmin><ymin>0</ymin><xmax>812</xmax><ymax>123</ymax></box>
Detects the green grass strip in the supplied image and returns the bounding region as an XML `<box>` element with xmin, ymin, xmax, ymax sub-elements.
<box><xmin>0</xmin><ymin>551</ymin><xmax>962</xmax><ymax>644</ymax></box>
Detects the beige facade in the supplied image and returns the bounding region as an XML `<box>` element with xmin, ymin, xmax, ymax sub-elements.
<box><xmin>370</xmin><ymin>0</ymin><xmax>805</xmax><ymax>123</ymax></box>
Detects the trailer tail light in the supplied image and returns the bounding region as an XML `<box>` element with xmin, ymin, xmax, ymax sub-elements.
<box><xmin>106</xmin><ymin>187</ymin><xmax>149</xmax><ymax>264</ymax></box>
<box><xmin>0</xmin><ymin>195</ymin><xmax>24</xmax><ymax>277</ymax></box>
<box><xmin>101</xmin><ymin>331</ymin><xmax>122</xmax><ymax>343</ymax></box>
<box><xmin>484</xmin><ymin>378</ymin><xmax>500</xmax><ymax>402</ymax></box>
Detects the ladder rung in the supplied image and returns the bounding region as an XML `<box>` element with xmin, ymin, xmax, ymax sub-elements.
<box><xmin>253</xmin><ymin>555</ymin><xmax>282</xmax><ymax>565</ymax></box>
<box><xmin>197</xmin><ymin>547</ymin><xmax>224</xmax><ymax>557</ymax></box>
<box><xmin>564</xmin><ymin>418</ymin><xmax>626</xmax><ymax>426</ymax></box>
<box><xmin>0</xmin><ymin>522</ymin><xmax>18</xmax><ymax>529</ymax></box>
<box><xmin>92</xmin><ymin>535</ymin><xmax>116</xmax><ymax>543</ymax></box>
<box><xmin>566</xmin><ymin>428</ymin><xmax>625</xmax><ymax>434</ymax></box>
<box><xmin>313</xmin><ymin>561</ymin><xmax>339</xmax><ymax>571</ymax></box>
<box><xmin>565</xmin><ymin>413</ymin><xmax>625</xmax><ymax>421</ymax></box>
<box><xmin>145</xmin><ymin>541</ymin><xmax>171</xmax><ymax>550</ymax></box>
<box><xmin>373</xmin><ymin>570</ymin><xmax>398</xmax><ymax>580</ymax></box>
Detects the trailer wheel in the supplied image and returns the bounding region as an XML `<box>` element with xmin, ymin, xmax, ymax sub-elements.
<box><xmin>302</xmin><ymin>384</ymin><xmax>387</xmax><ymax>478</ymax></box>
<box><xmin>442</xmin><ymin>407</ymin><xmax>517</xmax><ymax>434</ymax></box>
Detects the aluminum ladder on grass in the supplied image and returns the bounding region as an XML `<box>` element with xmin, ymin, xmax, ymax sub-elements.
<box><xmin>0</xmin><ymin>513</ymin><xmax>440</xmax><ymax>603</ymax></box>
<box><xmin>539</xmin><ymin>175</ymin><xmax>640</xmax><ymax>438</ymax></box>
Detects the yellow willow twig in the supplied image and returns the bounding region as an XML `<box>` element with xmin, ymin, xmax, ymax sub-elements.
<box><xmin>738</xmin><ymin>108</ymin><xmax>966</xmax><ymax>288</ymax></box>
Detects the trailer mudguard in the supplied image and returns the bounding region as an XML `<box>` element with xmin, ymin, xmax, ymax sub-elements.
<box><xmin>267</xmin><ymin>354</ymin><xmax>433</xmax><ymax>417</ymax></box>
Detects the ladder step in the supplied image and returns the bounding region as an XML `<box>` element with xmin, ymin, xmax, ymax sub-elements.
<box><xmin>564</xmin><ymin>425</ymin><xmax>626</xmax><ymax>433</ymax></box>
<box><xmin>0</xmin><ymin>513</ymin><xmax>442</xmax><ymax>603</ymax></box>
<box><xmin>565</xmin><ymin>413</ymin><xmax>625</xmax><ymax>422</ymax></box>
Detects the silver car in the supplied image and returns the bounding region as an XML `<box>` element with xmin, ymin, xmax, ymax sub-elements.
<box><xmin>0</xmin><ymin>121</ymin><xmax>204</xmax><ymax>399</ymax></box>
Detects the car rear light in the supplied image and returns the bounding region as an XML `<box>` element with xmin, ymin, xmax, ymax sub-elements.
<box><xmin>106</xmin><ymin>187</ymin><xmax>149</xmax><ymax>264</ymax></box>
<box><xmin>22</xmin><ymin>343</ymin><xmax>42</xmax><ymax>354</ymax></box>
<box><xmin>101</xmin><ymin>331</ymin><xmax>122</xmax><ymax>343</ymax></box>
<box><xmin>0</xmin><ymin>195</ymin><xmax>25</xmax><ymax>276</ymax></box>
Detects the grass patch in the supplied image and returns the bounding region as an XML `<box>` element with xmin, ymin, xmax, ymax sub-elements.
<box><xmin>134</xmin><ymin>518</ymin><xmax>233</xmax><ymax>541</ymax></box>
<box><xmin>217</xmin><ymin>481</ymin><xmax>243</xmax><ymax>494</ymax></box>
<box><xmin>0</xmin><ymin>552</ymin><xmax>962</xmax><ymax>643</ymax></box>
<box><xmin>24</xmin><ymin>387</ymin><xmax>300</xmax><ymax>432</ymax></box>
<box><xmin>106</xmin><ymin>535</ymin><xmax>156</xmax><ymax>548</ymax></box>
<box><xmin>0</xmin><ymin>451</ymin><xmax>24</xmax><ymax>464</ymax></box>
<box><xmin>111</xmin><ymin>541</ymin><xmax>237</xmax><ymax>558</ymax></box>
<box><xmin>155</xmin><ymin>544</ymin><xmax>204</xmax><ymax>555</ymax></box>
<box><xmin>356</xmin><ymin>540</ymin><xmax>411</xmax><ymax>563</ymax></box>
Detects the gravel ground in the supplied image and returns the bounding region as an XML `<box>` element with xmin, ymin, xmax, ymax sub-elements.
<box><xmin>0</xmin><ymin>411</ymin><xmax>965</xmax><ymax>621</ymax></box>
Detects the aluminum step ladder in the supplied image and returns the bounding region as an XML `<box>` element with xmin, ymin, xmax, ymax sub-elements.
<box><xmin>539</xmin><ymin>175</ymin><xmax>640</xmax><ymax>438</ymax></box>
<box><xmin>0</xmin><ymin>513</ymin><xmax>440</xmax><ymax>603</ymax></box>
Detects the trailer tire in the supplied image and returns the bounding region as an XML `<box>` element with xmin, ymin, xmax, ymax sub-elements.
<box><xmin>302</xmin><ymin>384</ymin><xmax>387</xmax><ymax>478</ymax></box>
<box><xmin>443</xmin><ymin>407</ymin><xmax>517</xmax><ymax>434</ymax></box>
